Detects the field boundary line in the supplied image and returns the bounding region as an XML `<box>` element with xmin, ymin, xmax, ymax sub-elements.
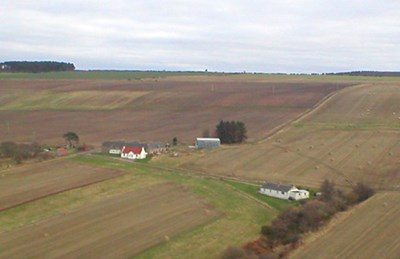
<box><xmin>0</xmin><ymin>170</ymin><xmax>125</xmax><ymax>213</ymax></box>
<box><xmin>83</xmin><ymin>154</ymin><xmax>276</xmax><ymax>210</ymax></box>
<box><xmin>221</xmin><ymin>181</ymin><xmax>278</xmax><ymax>211</ymax></box>
<box><xmin>91</xmin><ymin>154</ymin><xmax>266</xmax><ymax>185</ymax></box>
<box><xmin>258</xmin><ymin>83</ymin><xmax>371</xmax><ymax>143</ymax></box>
<box><xmin>291</xmin><ymin>83</ymin><xmax>371</xmax><ymax>124</ymax></box>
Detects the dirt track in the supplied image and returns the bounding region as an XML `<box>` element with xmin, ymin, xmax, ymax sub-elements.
<box><xmin>0</xmin><ymin>182</ymin><xmax>221</xmax><ymax>259</ymax></box>
<box><xmin>0</xmin><ymin>159</ymin><xmax>124</xmax><ymax>211</ymax></box>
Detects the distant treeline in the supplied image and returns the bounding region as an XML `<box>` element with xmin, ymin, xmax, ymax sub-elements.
<box><xmin>0</xmin><ymin>61</ymin><xmax>75</xmax><ymax>73</ymax></box>
<box><xmin>326</xmin><ymin>71</ymin><xmax>400</xmax><ymax>77</ymax></box>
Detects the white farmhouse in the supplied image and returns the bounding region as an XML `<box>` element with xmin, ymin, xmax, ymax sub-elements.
<box><xmin>259</xmin><ymin>182</ymin><xmax>309</xmax><ymax>200</ymax></box>
<box><xmin>120</xmin><ymin>146</ymin><xmax>147</xmax><ymax>160</ymax></box>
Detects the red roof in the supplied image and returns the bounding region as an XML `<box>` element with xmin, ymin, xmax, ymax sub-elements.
<box><xmin>56</xmin><ymin>148</ymin><xmax>68</xmax><ymax>156</ymax></box>
<box><xmin>121</xmin><ymin>147</ymin><xmax>142</xmax><ymax>154</ymax></box>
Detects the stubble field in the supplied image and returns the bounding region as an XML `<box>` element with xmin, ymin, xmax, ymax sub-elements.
<box><xmin>168</xmin><ymin>81</ymin><xmax>400</xmax><ymax>190</ymax></box>
<box><xmin>0</xmin><ymin>182</ymin><xmax>221</xmax><ymax>259</ymax></box>
<box><xmin>0</xmin><ymin>155</ymin><xmax>278</xmax><ymax>258</ymax></box>
<box><xmin>289</xmin><ymin>192</ymin><xmax>400</xmax><ymax>259</ymax></box>
<box><xmin>0</xmin><ymin>159</ymin><xmax>125</xmax><ymax>211</ymax></box>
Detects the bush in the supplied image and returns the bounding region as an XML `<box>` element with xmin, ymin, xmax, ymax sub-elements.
<box><xmin>320</xmin><ymin>179</ymin><xmax>336</xmax><ymax>202</ymax></box>
<box><xmin>0</xmin><ymin>141</ymin><xmax>44</xmax><ymax>164</ymax></box>
<box><xmin>351</xmin><ymin>183</ymin><xmax>375</xmax><ymax>203</ymax></box>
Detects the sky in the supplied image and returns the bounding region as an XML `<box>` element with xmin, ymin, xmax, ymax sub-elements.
<box><xmin>1</xmin><ymin>0</ymin><xmax>400</xmax><ymax>73</ymax></box>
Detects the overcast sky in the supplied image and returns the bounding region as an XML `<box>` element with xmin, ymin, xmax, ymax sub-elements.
<box><xmin>1</xmin><ymin>0</ymin><xmax>399</xmax><ymax>73</ymax></box>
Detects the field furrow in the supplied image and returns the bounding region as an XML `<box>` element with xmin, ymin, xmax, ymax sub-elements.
<box><xmin>0</xmin><ymin>159</ymin><xmax>125</xmax><ymax>211</ymax></box>
<box><xmin>0</xmin><ymin>182</ymin><xmax>221</xmax><ymax>259</ymax></box>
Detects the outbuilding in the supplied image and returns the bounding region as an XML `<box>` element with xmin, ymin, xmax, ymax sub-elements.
<box><xmin>101</xmin><ymin>141</ymin><xmax>126</xmax><ymax>154</ymax></box>
<box><xmin>195</xmin><ymin>138</ymin><xmax>221</xmax><ymax>149</ymax></box>
<box><xmin>259</xmin><ymin>182</ymin><xmax>309</xmax><ymax>200</ymax></box>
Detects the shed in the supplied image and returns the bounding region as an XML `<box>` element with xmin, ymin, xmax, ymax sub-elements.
<box><xmin>195</xmin><ymin>138</ymin><xmax>221</xmax><ymax>149</ymax></box>
<box><xmin>101</xmin><ymin>141</ymin><xmax>126</xmax><ymax>154</ymax></box>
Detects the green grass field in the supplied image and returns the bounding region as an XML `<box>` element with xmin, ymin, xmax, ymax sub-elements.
<box><xmin>222</xmin><ymin>180</ymin><xmax>297</xmax><ymax>212</ymax></box>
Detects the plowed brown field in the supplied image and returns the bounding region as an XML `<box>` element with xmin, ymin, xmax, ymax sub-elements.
<box><xmin>0</xmin><ymin>76</ymin><xmax>350</xmax><ymax>145</ymax></box>
<box><xmin>0</xmin><ymin>159</ymin><xmax>124</xmax><ymax>211</ymax></box>
<box><xmin>0</xmin><ymin>182</ymin><xmax>221</xmax><ymax>259</ymax></box>
<box><xmin>289</xmin><ymin>192</ymin><xmax>400</xmax><ymax>259</ymax></box>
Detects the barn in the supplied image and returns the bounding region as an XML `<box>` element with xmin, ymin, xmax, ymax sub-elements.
<box><xmin>195</xmin><ymin>138</ymin><xmax>221</xmax><ymax>149</ymax></box>
<box><xmin>259</xmin><ymin>182</ymin><xmax>309</xmax><ymax>200</ymax></box>
<box><xmin>101</xmin><ymin>141</ymin><xmax>126</xmax><ymax>154</ymax></box>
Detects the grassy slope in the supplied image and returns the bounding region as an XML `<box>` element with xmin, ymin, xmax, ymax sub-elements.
<box><xmin>0</xmin><ymin>155</ymin><xmax>279</xmax><ymax>258</ymax></box>
<box><xmin>222</xmin><ymin>180</ymin><xmax>296</xmax><ymax>212</ymax></box>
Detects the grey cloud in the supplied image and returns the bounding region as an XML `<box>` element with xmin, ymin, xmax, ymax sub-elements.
<box><xmin>1</xmin><ymin>0</ymin><xmax>399</xmax><ymax>72</ymax></box>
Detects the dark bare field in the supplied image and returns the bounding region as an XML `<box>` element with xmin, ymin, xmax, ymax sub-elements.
<box><xmin>0</xmin><ymin>76</ymin><xmax>350</xmax><ymax>145</ymax></box>
<box><xmin>0</xmin><ymin>182</ymin><xmax>221</xmax><ymax>259</ymax></box>
<box><xmin>0</xmin><ymin>159</ymin><xmax>124</xmax><ymax>211</ymax></box>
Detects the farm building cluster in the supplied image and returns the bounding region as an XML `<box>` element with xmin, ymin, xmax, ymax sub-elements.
<box><xmin>102</xmin><ymin>141</ymin><xmax>167</xmax><ymax>160</ymax></box>
<box><xmin>259</xmin><ymin>182</ymin><xmax>309</xmax><ymax>200</ymax></box>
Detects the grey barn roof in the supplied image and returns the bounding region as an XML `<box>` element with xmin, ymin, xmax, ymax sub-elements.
<box><xmin>261</xmin><ymin>183</ymin><xmax>294</xmax><ymax>192</ymax></box>
<box><xmin>102</xmin><ymin>141</ymin><xmax>126</xmax><ymax>148</ymax></box>
<box><xmin>102</xmin><ymin>141</ymin><xmax>144</xmax><ymax>149</ymax></box>
<box><xmin>146</xmin><ymin>143</ymin><xmax>165</xmax><ymax>149</ymax></box>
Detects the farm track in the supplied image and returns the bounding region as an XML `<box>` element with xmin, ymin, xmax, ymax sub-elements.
<box><xmin>167</xmin><ymin>81</ymin><xmax>400</xmax><ymax>191</ymax></box>
<box><xmin>259</xmin><ymin>83</ymin><xmax>367</xmax><ymax>144</ymax></box>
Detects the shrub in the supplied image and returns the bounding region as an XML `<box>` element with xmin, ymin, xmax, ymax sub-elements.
<box><xmin>351</xmin><ymin>183</ymin><xmax>375</xmax><ymax>203</ymax></box>
<box><xmin>320</xmin><ymin>179</ymin><xmax>336</xmax><ymax>202</ymax></box>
